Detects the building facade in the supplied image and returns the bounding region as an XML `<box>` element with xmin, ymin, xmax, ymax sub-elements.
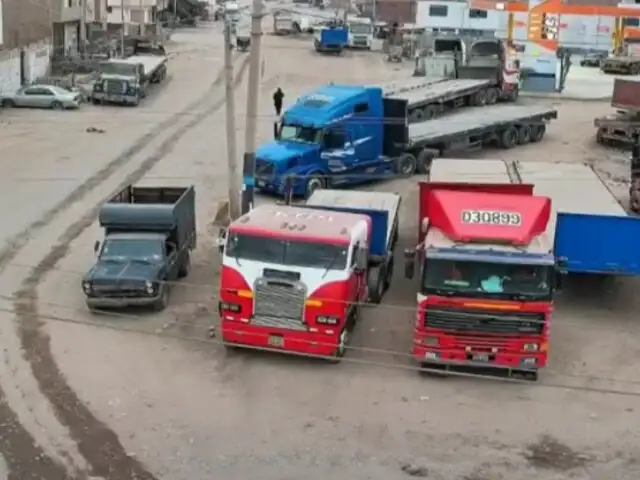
<box><xmin>1</xmin><ymin>0</ymin><xmax>53</xmax><ymax>49</ymax></box>
<box><xmin>106</xmin><ymin>0</ymin><xmax>158</xmax><ymax>35</ymax></box>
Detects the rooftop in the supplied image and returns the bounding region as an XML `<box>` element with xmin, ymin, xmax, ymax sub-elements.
<box><xmin>229</xmin><ymin>204</ymin><xmax>367</xmax><ymax>242</ymax></box>
<box><xmin>284</xmin><ymin>84</ymin><xmax>370</xmax><ymax>127</ymax></box>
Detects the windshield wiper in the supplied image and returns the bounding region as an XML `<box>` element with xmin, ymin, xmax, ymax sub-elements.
<box><xmin>321</xmin><ymin>251</ymin><xmax>343</xmax><ymax>279</ymax></box>
<box><xmin>130</xmin><ymin>258</ymin><xmax>154</xmax><ymax>265</ymax></box>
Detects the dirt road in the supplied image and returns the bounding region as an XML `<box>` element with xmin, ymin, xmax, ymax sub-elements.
<box><xmin>0</xmin><ymin>22</ymin><xmax>639</xmax><ymax>480</ymax></box>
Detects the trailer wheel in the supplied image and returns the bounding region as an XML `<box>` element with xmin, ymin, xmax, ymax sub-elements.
<box><xmin>499</xmin><ymin>126</ymin><xmax>518</xmax><ymax>149</ymax></box>
<box><xmin>384</xmin><ymin>256</ymin><xmax>394</xmax><ymax>291</ymax></box>
<box><xmin>517</xmin><ymin>125</ymin><xmax>531</xmax><ymax>145</ymax></box>
<box><xmin>367</xmin><ymin>266</ymin><xmax>385</xmax><ymax>304</ymax></box>
<box><xmin>306</xmin><ymin>175</ymin><xmax>326</xmax><ymax>198</ymax></box>
<box><xmin>409</xmin><ymin>109</ymin><xmax>424</xmax><ymax>123</ymax></box>
<box><xmin>486</xmin><ymin>88</ymin><xmax>499</xmax><ymax>105</ymax></box>
<box><xmin>417</xmin><ymin>148</ymin><xmax>437</xmax><ymax>174</ymax></box>
<box><xmin>423</xmin><ymin>105</ymin><xmax>438</xmax><ymax>120</ymax></box>
<box><xmin>472</xmin><ymin>90</ymin><xmax>487</xmax><ymax>106</ymax></box>
<box><xmin>394</xmin><ymin>153</ymin><xmax>417</xmax><ymax>177</ymax></box>
<box><xmin>530</xmin><ymin>124</ymin><xmax>546</xmax><ymax>143</ymax></box>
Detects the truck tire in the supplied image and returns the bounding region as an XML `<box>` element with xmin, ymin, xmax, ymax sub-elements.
<box><xmin>327</xmin><ymin>328</ymin><xmax>349</xmax><ymax>363</ymax></box>
<box><xmin>306</xmin><ymin>175</ymin><xmax>325</xmax><ymax>198</ymax></box>
<box><xmin>499</xmin><ymin>126</ymin><xmax>518</xmax><ymax>149</ymax></box>
<box><xmin>409</xmin><ymin>109</ymin><xmax>424</xmax><ymax>123</ymax></box>
<box><xmin>384</xmin><ymin>256</ymin><xmax>394</xmax><ymax>291</ymax></box>
<box><xmin>517</xmin><ymin>125</ymin><xmax>531</xmax><ymax>144</ymax></box>
<box><xmin>367</xmin><ymin>265</ymin><xmax>385</xmax><ymax>304</ymax></box>
<box><xmin>423</xmin><ymin>105</ymin><xmax>437</xmax><ymax>120</ymax></box>
<box><xmin>486</xmin><ymin>88</ymin><xmax>499</xmax><ymax>105</ymax></box>
<box><xmin>417</xmin><ymin>148</ymin><xmax>437</xmax><ymax>174</ymax></box>
<box><xmin>178</xmin><ymin>252</ymin><xmax>191</xmax><ymax>278</ymax></box>
<box><xmin>596</xmin><ymin>127</ymin><xmax>606</xmax><ymax>144</ymax></box>
<box><xmin>509</xmin><ymin>88</ymin><xmax>519</xmax><ymax>102</ymax></box>
<box><xmin>394</xmin><ymin>153</ymin><xmax>417</xmax><ymax>177</ymax></box>
<box><xmin>530</xmin><ymin>124</ymin><xmax>546</xmax><ymax>143</ymax></box>
<box><xmin>472</xmin><ymin>90</ymin><xmax>487</xmax><ymax>106</ymax></box>
<box><xmin>154</xmin><ymin>284</ymin><xmax>170</xmax><ymax>311</ymax></box>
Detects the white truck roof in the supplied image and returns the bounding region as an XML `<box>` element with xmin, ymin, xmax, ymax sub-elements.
<box><xmin>306</xmin><ymin>189</ymin><xmax>400</xmax><ymax>247</ymax></box>
<box><xmin>116</xmin><ymin>55</ymin><xmax>166</xmax><ymax>75</ymax></box>
<box><xmin>516</xmin><ymin>161</ymin><xmax>625</xmax><ymax>241</ymax></box>
<box><xmin>426</xmin><ymin>158</ymin><xmax>554</xmax><ymax>256</ymax></box>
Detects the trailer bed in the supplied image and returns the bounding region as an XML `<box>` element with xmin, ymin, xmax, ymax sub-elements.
<box><xmin>117</xmin><ymin>55</ymin><xmax>167</xmax><ymax>76</ymax></box>
<box><xmin>517</xmin><ymin>162</ymin><xmax>640</xmax><ymax>275</ymax></box>
<box><xmin>408</xmin><ymin>103</ymin><xmax>557</xmax><ymax>147</ymax></box>
<box><xmin>391</xmin><ymin>79</ymin><xmax>491</xmax><ymax>108</ymax></box>
<box><xmin>379</xmin><ymin>78</ymin><xmax>444</xmax><ymax>97</ymax></box>
<box><xmin>305</xmin><ymin>189</ymin><xmax>400</xmax><ymax>256</ymax></box>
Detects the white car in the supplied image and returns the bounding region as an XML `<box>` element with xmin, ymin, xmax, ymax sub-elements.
<box><xmin>1</xmin><ymin>84</ymin><xmax>81</xmax><ymax>110</ymax></box>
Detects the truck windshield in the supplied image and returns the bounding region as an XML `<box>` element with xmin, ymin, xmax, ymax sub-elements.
<box><xmin>349</xmin><ymin>23</ymin><xmax>371</xmax><ymax>34</ymax></box>
<box><xmin>226</xmin><ymin>233</ymin><xmax>348</xmax><ymax>270</ymax></box>
<box><xmin>101</xmin><ymin>238</ymin><xmax>164</xmax><ymax>262</ymax></box>
<box><xmin>99</xmin><ymin>62</ymin><xmax>138</xmax><ymax>76</ymax></box>
<box><xmin>280</xmin><ymin>123</ymin><xmax>322</xmax><ymax>143</ymax></box>
<box><xmin>422</xmin><ymin>258</ymin><xmax>552</xmax><ymax>301</ymax></box>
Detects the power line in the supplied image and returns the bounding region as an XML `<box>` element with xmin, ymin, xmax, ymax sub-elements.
<box><xmin>3</xmin><ymin>299</ymin><xmax>640</xmax><ymax>396</ymax></box>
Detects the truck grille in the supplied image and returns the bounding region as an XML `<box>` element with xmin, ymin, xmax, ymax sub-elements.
<box><xmin>104</xmin><ymin>79</ymin><xmax>128</xmax><ymax>94</ymax></box>
<box><xmin>253</xmin><ymin>278</ymin><xmax>306</xmax><ymax>330</ymax></box>
<box><xmin>255</xmin><ymin>158</ymin><xmax>275</xmax><ymax>177</ymax></box>
<box><xmin>353</xmin><ymin>36</ymin><xmax>368</xmax><ymax>46</ymax></box>
<box><xmin>424</xmin><ymin>307</ymin><xmax>544</xmax><ymax>335</ymax></box>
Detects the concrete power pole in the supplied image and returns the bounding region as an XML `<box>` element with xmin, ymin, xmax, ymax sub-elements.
<box><xmin>80</xmin><ymin>0</ymin><xmax>87</xmax><ymax>53</ymax></box>
<box><xmin>224</xmin><ymin>20</ymin><xmax>242</xmax><ymax>220</ymax></box>
<box><xmin>140</xmin><ymin>0</ymin><xmax>146</xmax><ymax>35</ymax></box>
<box><xmin>120</xmin><ymin>0</ymin><xmax>126</xmax><ymax>56</ymax></box>
<box><xmin>241</xmin><ymin>0</ymin><xmax>264</xmax><ymax>214</ymax></box>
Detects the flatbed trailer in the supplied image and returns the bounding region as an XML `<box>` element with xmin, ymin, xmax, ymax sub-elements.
<box><xmin>406</xmin><ymin>104</ymin><xmax>557</xmax><ymax>159</ymax></box>
<box><xmin>601</xmin><ymin>56</ymin><xmax>640</xmax><ymax>75</ymax></box>
<box><xmin>594</xmin><ymin>78</ymin><xmax>640</xmax><ymax>147</ymax></box>
<box><xmin>517</xmin><ymin>161</ymin><xmax>640</xmax><ymax>275</ymax></box>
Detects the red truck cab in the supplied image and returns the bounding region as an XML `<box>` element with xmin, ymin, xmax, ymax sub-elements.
<box><xmin>219</xmin><ymin>204</ymin><xmax>371</xmax><ymax>360</ymax></box>
<box><xmin>405</xmin><ymin>173</ymin><xmax>558</xmax><ymax>381</ymax></box>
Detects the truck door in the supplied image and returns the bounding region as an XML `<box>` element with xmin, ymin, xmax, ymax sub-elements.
<box><xmin>322</xmin><ymin>126</ymin><xmax>353</xmax><ymax>183</ymax></box>
<box><xmin>382</xmin><ymin>98</ymin><xmax>408</xmax><ymax>158</ymax></box>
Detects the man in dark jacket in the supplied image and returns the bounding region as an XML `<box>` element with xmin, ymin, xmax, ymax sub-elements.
<box><xmin>273</xmin><ymin>88</ymin><xmax>284</xmax><ymax>116</ymax></box>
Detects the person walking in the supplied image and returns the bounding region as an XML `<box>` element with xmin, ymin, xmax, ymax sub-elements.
<box><xmin>273</xmin><ymin>87</ymin><xmax>284</xmax><ymax>117</ymax></box>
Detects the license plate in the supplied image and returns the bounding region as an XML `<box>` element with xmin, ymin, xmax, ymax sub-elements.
<box><xmin>268</xmin><ymin>335</ymin><xmax>283</xmax><ymax>347</ymax></box>
<box><xmin>256</xmin><ymin>180</ymin><xmax>266</xmax><ymax>188</ymax></box>
<box><xmin>472</xmin><ymin>354</ymin><xmax>489</xmax><ymax>362</ymax></box>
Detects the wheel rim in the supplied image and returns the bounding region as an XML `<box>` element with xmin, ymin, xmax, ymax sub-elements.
<box><xmin>337</xmin><ymin>329</ymin><xmax>348</xmax><ymax>356</ymax></box>
<box><xmin>308</xmin><ymin>178</ymin><xmax>322</xmax><ymax>195</ymax></box>
<box><xmin>401</xmin><ymin>158</ymin><xmax>415</xmax><ymax>175</ymax></box>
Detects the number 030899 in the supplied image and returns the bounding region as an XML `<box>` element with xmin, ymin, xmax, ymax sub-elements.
<box><xmin>461</xmin><ymin>210</ymin><xmax>522</xmax><ymax>226</ymax></box>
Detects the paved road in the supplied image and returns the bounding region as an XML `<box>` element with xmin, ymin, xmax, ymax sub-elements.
<box><xmin>0</xmin><ymin>22</ymin><xmax>640</xmax><ymax>480</ymax></box>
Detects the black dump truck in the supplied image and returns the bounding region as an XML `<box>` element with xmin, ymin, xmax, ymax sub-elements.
<box><xmin>83</xmin><ymin>185</ymin><xmax>196</xmax><ymax>311</ymax></box>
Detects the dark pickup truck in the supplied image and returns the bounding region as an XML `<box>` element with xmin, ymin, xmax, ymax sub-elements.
<box><xmin>83</xmin><ymin>185</ymin><xmax>196</xmax><ymax>311</ymax></box>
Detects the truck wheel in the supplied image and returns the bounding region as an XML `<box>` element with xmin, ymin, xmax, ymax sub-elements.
<box><xmin>509</xmin><ymin>88</ymin><xmax>520</xmax><ymax>102</ymax></box>
<box><xmin>154</xmin><ymin>285</ymin><xmax>169</xmax><ymax>311</ymax></box>
<box><xmin>409</xmin><ymin>109</ymin><xmax>424</xmax><ymax>123</ymax></box>
<box><xmin>178</xmin><ymin>252</ymin><xmax>191</xmax><ymax>278</ymax></box>
<box><xmin>499</xmin><ymin>126</ymin><xmax>518</xmax><ymax>149</ymax></box>
<box><xmin>417</xmin><ymin>148</ymin><xmax>437</xmax><ymax>174</ymax></box>
<box><xmin>384</xmin><ymin>256</ymin><xmax>394</xmax><ymax>291</ymax></box>
<box><xmin>530</xmin><ymin>124</ymin><xmax>546</xmax><ymax>143</ymax></box>
<box><xmin>306</xmin><ymin>176</ymin><xmax>325</xmax><ymax>198</ymax></box>
<box><xmin>596</xmin><ymin>127</ymin><xmax>606</xmax><ymax>144</ymax></box>
<box><xmin>367</xmin><ymin>266</ymin><xmax>385</xmax><ymax>304</ymax></box>
<box><xmin>423</xmin><ymin>105</ymin><xmax>437</xmax><ymax>120</ymax></box>
<box><xmin>472</xmin><ymin>90</ymin><xmax>487</xmax><ymax>106</ymax></box>
<box><xmin>394</xmin><ymin>153</ymin><xmax>417</xmax><ymax>177</ymax></box>
<box><xmin>486</xmin><ymin>88</ymin><xmax>499</xmax><ymax>105</ymax></box>
<box><xmin>517</xmin><ymin>125</ymin><xmax>531</xmax><ymax>144</ymax></box>
<box><xmin>327</xmin><ymin>328</ymin><xmax>349</xmax><ymax>363</ymax></box>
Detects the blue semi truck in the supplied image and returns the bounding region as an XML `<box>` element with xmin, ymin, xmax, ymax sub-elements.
<box><xmin>254</xmin><ymin>84</ymin><xmax>557</xmax><ymax>198</ymax></box>
<box><xmin>314</xmin><ymin>25</ymin><xmax>348</xmax><ymax>54</ymax></box>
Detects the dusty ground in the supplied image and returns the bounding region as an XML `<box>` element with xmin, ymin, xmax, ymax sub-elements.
<box><xmin>0</xmin><ymin>21</ymin><xmax>638</xmax><ymax>480</ymax></box>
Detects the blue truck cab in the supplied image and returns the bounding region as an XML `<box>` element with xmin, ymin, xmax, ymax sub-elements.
<box><xmin>255</xmin><ymin>84</ymin><xmax>411</xmax><ymax>198</ymax></box>
<box><xmin>314</xmin><ymin>25</ymin><xmax>349</xmax><ymax>54</ymax></box>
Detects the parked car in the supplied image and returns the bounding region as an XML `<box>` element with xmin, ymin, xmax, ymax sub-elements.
<box><xmin>580</xmin><ymin>52</ymin><xmax>606</xmax><ymax>67</ymax></box>
<box><xmin>1</xmin><ymin>84</ymin><xmax>81</xmax><ymax>110</ymax></box>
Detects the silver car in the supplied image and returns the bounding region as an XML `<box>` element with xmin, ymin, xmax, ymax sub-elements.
<box><xmin>1</xmin><ymin>84</ymin><xmax>81</xmax><ymax>110</ymax></box>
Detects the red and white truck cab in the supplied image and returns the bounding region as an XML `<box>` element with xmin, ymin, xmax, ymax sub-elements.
<box><xmin>219</xmin><ymin>204</ymin><xmax>371</xmax><ymax>359</ymax></box>
<box><xmin>404</xmin><ymin>159</ymin><xmax>558</xmax><ymax>380</ymax></box>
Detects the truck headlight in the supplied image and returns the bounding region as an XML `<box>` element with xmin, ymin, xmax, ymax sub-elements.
<box><xmin>145</xmin><ymin>281</ymin><xmax>155</xmax><ymax>294</ymax></box>
<box><xmin>523</xmin><ymin>343</ymin><xmax>539</xmax><ymax>352</ymax></box>
<box><xmin>317</xmin><ymin>316</ymin><xmax>339</xmax><ymax>325</ymax></box>
<box><xmin>82</xmin><ymin>281</ymin><xmax>91</xmax><ymax>293</ymax></box>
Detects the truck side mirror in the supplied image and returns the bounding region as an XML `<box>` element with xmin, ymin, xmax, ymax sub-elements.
<box><xmin>93</xmin><ymin>241</ymin><xmax>100</xmax><ymax>254</ymax></box>
<box><xmin>404</xmin><ymin>248</ymin><xmax>416</xmax><ymax>279</ymax></box>
<box><xmin>355</xmin><ymin>247</ymin><xmax>368</xmax><ymax>271</ymax></box>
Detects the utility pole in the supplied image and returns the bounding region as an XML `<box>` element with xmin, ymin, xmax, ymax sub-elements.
<box><xmin>241</xmin><ymin>0</ymin><xmax>264</xmax><ymax>214</ymax></box>
<box><xmin>140</xmin><ymin>0</ymin><xmax>146</xmax><ymax>35</ymax></box>
<box><xmin>224</xmin><ymin>19</ymin><xmax>242</xmax><ymax>220</ymax></box>
<box><xmin>80</xmin><ymin>0</ymin><xmax>87</xmax><ymax>54</ymax></box>
<box><xmin>173</xmin><ymin>0</ymin><xmax>177</xmax><ymax>28</ymax></box>
<box><xmin>120</xmin><ymin>0</ymin><xmax>126</xmax><ymax>56</ymax></box>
